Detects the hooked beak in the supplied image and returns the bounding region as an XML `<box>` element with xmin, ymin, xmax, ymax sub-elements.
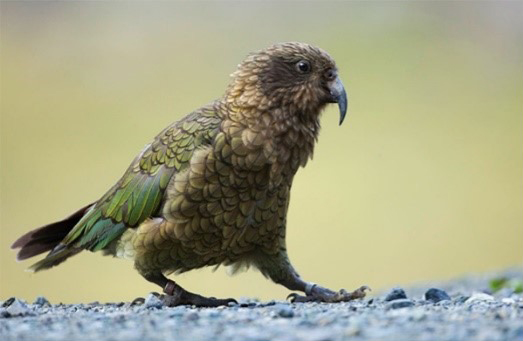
<box><xmin>327</xmin><ymin>77</ymin><xmax>348</xmax><ymax>125</ymax></box>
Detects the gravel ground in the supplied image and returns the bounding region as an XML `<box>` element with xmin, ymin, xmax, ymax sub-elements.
<box><xmin>1</xmin><ymin>268</ymin><xmax>522</xmax><ymax>341</ymax></box>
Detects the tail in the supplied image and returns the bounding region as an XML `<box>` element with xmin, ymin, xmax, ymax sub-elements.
<box><xmin>11</xmin><ymin>203</ymin><xmax>94</xmax><ymax>271</ymax></box>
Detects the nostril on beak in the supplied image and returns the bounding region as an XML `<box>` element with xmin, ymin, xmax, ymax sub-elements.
<box><xmin>325</xmin><ymin>69</ymin><xmax>337</xmax><ymax>81</ymax></box>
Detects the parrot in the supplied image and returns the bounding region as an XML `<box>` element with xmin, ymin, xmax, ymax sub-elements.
<box><xmin>12</xmin><ymin>42</ymin><xmax>368</xmax><ymax>306</ymax></box>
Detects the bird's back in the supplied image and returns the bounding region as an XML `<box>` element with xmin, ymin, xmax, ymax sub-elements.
<box><xmin>19</xmin><ymin>103</ymin><xmax>224</xmax><ymax>271</ymax></box>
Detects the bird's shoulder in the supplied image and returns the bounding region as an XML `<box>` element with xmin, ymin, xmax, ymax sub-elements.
<box><xmin>137</xmin><ymin>102</ymin><xmax>224</xmax><ymax>174</ymax></box>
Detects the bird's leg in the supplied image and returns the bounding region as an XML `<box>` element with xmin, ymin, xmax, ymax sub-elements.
<box><xmin>141</xmin><ymin>272</ymin><xmax>237</xmax><ymax>307</ymax></box>
<box><xmin>256</xmin><ymin>251</ymin><xmax>370</xmax><ymax>303</ymax></box>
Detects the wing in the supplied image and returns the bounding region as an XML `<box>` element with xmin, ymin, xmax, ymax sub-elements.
<box><xmin>62</xmin><ymin>106</ymin><xmax>222</xmax><ymax>252</ymax></box>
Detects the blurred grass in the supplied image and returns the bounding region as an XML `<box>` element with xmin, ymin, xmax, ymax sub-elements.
<box><xmin>1</xmin><ymin>1</ymin><xmax>522</xmax><ymax>303</ymax></box>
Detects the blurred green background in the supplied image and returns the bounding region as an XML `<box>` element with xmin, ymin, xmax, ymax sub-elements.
<box><xmin>1</xmin><ymin>1</ymin><xmax>522</xmax><ymax>303</ymax></box>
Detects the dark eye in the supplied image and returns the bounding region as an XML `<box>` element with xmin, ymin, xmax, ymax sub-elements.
<box><xmin>296</xmin><ymin>60</ymin><xmax>311</xmax><ymax>73</ymax></box>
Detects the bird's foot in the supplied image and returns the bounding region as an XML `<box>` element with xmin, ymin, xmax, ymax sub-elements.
<box><xmin>159</xmin><ymin>280</ymin><xmax>237</xmax><ymax>307</ymax></box>
<box><xmin>288</xmin><ymin>285</ymin><xmax>370</xmax><ymax>303</ymax></box>
<box><xmin>159</xmin><ymin>293</ymin><xmax>236</xmax><ymax>307</ymax></box>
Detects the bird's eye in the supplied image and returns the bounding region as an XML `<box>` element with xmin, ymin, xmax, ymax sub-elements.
<box><xmin>296</xmin><ymin>60</ymin><xmax>311</xmax><ymax>73</ymax></box>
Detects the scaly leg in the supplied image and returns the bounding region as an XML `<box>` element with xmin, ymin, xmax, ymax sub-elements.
<box><xmin>255</xmin><ymin>251</ymin><xmax>370</xmax><ymax>303</ymax></box>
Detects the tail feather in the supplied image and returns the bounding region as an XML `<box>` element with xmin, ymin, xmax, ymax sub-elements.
<box><xmin>12</xmin><ymin>203</ymin><xmax>94</xmax><ymax>262</ymax></box>
<box><xmin>28</xmin><ymin>246</ymin><xmax>82</xmax><ymax>272</ymax></box>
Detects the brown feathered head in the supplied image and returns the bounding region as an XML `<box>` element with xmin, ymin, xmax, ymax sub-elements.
<box><xmin>226</xmin><ymin>42</ymin><xmax>348</xmax><ymax>125</ymax></box>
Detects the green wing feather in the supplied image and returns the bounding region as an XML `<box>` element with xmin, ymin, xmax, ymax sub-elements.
<box><xmin>32</xmin><ymin>107</ymin><xmax>221</xmax><ymax>270</ymax></box>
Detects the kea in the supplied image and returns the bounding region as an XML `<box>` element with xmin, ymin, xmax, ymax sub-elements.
<box><xmin>12</xmin><ymin>42</ymin><xmax>368</xmax><ymax>306</ymax></box>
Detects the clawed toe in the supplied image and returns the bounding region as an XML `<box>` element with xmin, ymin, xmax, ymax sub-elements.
<box><xmin>330</xmin><ymin>285</ymin><xmax>370</xmax><ymax>302</ymax></box>
<box><xmin>288</xmin><ymin>285</ymin><xmax>371</xmax><ymax>303</ymax></box>
<box><xmin>149</xmin><ymin>279</ymin><xmax>238</xmax><ymax>307</ymax></box>
<box><xmin>287</xmin><ymin>293</ymin><xmax>316</xmax><ymax>303</ymax></box>
<box><xmin>159</xmin><ymin>293</ymin><xmax>237</xmax><ymax>307</ymax></box>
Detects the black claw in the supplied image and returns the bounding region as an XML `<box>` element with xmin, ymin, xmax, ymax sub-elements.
<box><xmin>287</xmin><ymin>293</ymin><xmax>316</xmax><ymax>303</ymax></box>
<box><xmin>287</xmin><ymin>293</ymin><xmax>299</xmax><ymax>302</ymax></box>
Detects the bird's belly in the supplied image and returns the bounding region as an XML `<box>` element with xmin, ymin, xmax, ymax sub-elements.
<box><xmin>129</xmin><ymin>146</ymin><xmax>290</xmax><ymax>272</ymax></box>
<box><xmin>164</xmin><ymin>190</ymin><xmax>283</xmax><ymax>262</ymax></box>
<box><xmin>113</xmin><ymin>190</ymin><xmax>285</xmax><ymax>274</ymax></box>
<box><xmin>130</xmin><ymin>207</ymin><xmax>282</xmax><ymax>274</ymax></box>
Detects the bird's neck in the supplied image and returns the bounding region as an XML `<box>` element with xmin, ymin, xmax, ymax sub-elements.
<box><xmin>218</xmin><ymin>98</ymin><xmax>322</xmax><ymax>186</ymax></box>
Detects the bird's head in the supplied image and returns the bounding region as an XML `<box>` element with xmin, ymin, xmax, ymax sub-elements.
<box><xmin>226</xmin><ymin>42</ymin><xmax>348</xmax><ymax>125</ymax></box>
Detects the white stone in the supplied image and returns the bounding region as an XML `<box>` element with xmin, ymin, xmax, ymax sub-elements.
<box><xmin>6</xmin><ymin>299</ymin><xmax>30</xmax><ymax>316</ymax></box>
<box><xmin>466</xmin><ymin>292</ymin><xmax>494</xmax><ymax>303</ymax></box>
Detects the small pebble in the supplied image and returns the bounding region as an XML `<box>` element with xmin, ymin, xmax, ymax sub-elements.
<box><xmin>386</xmin><ymin>299</ymin><xmax>415</xmax><ymax>310</ymax></box>
<box><xmin>425</xmin><ymin>288</ymin><xmax>451</xmax><ymax>303</ymax></box>
<box><xmin>33</xmin><ymin>296</ymin><xmax>51</xmax><ymax>306</ymax></box>
<box><xmin>274</xmin><ymin>304</ymin><xmax>294</xmax><ymax>318</ymax></box>
<box><xmin>131</xmin><ymin>297</ymin><xmax>145</xmax><ymax>306</ymax></box>
<box><xmin>385</xmin><ymin>288</ymin><xmax>407</xmax><ymax>301</ymax></box>
<box><xmin>144</xmin><ymin>294</ymin><xmax>163</xmax><ymax>309</ymax></box>
<box><xmin>466</xmin><ymin>292</ymin><xmax>494</xmax><ymax>304</ymax></box>
<box><xmin>2</xmin><ymin>297</ymin><xmax>15</xmax><ymax>307</ymax></box>
<box><xmin>184</xmin><ymin>312</ymin><xmax>199</xmax><ymax>321</ymax></box>
<box><xmin>6</xmin><ymin>298</ymin><xmax>30</xmax><ymax>316</ymax></box>
<box><xmin>0</xmin><ymin>309</ymin><xmax>10</xmax><ymax>318</ymax></box>
<box><xmin>344</xmin><ymin>325</ymin><xmax>361</xmax><ymax>337</ymax></box>
<box><xmin>502</xmin><ymin>298</ymin><xmax>515</xmax><ymax>305</ymax></box>
<box><xmin>455</xmin><ymin>295</ymin><xmax>470</xmax><ymax>304</ymax></box>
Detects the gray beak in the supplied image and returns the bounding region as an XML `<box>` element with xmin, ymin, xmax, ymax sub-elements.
<box><xmin>328</xmin><ymin>77</ymin><xmax>348</xmax><ymax>125</ymax></box>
